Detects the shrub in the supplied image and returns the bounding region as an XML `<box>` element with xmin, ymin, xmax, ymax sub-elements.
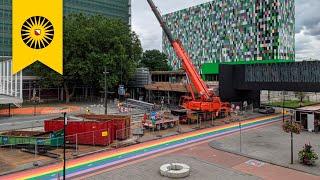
<box><xmin>282</xmin><ymin>121</ymin><xmax>300</xmax><ymax>134</ymax></box>
<box><xmin>298</xmin><ymin>143</ymin><xmax>318</xmax><ymax>166</ymax></box>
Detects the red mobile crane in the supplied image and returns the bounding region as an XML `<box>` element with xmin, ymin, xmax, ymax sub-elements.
<box><xmin>147</xmin><ymin>0</ymin><xmax>230</xmax><ymax>115</ymax></box>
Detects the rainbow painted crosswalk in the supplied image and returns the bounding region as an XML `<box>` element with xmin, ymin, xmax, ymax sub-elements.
<box><xmin>1</xmin><ymin>114</ymin><xmax>283</xmax><ymax>180</ymax></box>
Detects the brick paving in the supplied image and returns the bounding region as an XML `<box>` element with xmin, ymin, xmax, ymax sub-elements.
<box><xmin>172</xmin><ymin>142</ymin><xmax>248</xmax><ymax>168</ymax></box>
<box><xmin>233</xmin><ymin>162</ymin><xmax>319</xmax><ymax>180</ymax></box>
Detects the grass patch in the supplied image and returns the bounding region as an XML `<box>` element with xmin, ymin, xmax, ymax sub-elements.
<box><xmin>266</xmin><ymin>100</ymin><xmax>319</xmax><ymax>108</ymax></box>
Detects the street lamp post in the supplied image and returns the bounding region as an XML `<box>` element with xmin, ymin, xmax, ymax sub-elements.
<box><xmin>290</xmin><ymin>115</ymin><xmax>294</xmax><ymax>164</ymax></box>
<box><xmin>32</xmin><ymin>81</ymin><xmax>37</xmax><ymax>116</ymax></box>
<box><xmin>282</xmin><ymin>90</ymin><xmax>285</xmax><ymax>122</ymax></box>
<box><xmin>239</xmin><ymin>119</ymin><xmax>242</xmax><ymax>153</ymax></box>
<box><xmin>63</xmin><ymin>112</ymin><xmax>67</xmax><ymax>180</ymax></box>
<box><xmin>103</xmin><ymin>67</ymin><xmax>109</xmax><ymax>115</ymax></box>
<box><xmin>235</xmin><ymin>106</ymin><xmax>242</xmax><ymax>153</ymax></box>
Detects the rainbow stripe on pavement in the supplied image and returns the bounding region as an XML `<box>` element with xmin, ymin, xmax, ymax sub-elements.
<box><xmin>1</xmin><ymin>114</ymin><xmax>283</xmax><ymax>180</ymax></box>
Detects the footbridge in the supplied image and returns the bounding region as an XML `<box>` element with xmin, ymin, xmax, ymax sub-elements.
<box><xmin>219</xmin><ymin>61</ymin><xmax>320</xmax><ymax>106</ymax></box>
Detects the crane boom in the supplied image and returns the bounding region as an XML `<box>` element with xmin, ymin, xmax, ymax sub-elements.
<box><xmin>147</xmin><ymin>0</ymin><xmax>230</xmax><ymax>114</ymax></box>
<box><xmin>147</xmin><ymin>0</ymin><xmax>212</xmax><ymax>101</ymax></box>
<box><xmin>147</xmin><ymin>0</ymin><xmax>174</xmax><ymax>43</ymax></box>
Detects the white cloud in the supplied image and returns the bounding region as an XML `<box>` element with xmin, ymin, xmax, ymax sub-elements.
<box><xmin>296</xmin><ymin>28</ymin><xmax>320</xmax><ymax>60</ymax></box>
<box><xmin>132</xmin><ymin>0</ymin><xmax>212</xmax><ymax>51</ymax></box>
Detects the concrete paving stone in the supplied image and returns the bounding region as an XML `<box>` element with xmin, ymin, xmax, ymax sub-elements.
<box><xmin>86</xmin><ymin>155</ymin><xmax>260</xmax><ymax>180</ymax></box>
<box><xmin>211</xmin><ymin>121</ymin><xmax>320</xmax><ymax>175</ymax></box>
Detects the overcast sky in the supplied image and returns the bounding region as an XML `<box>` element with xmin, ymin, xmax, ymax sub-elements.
<box><xmin>132</xmin><ymin>0</ymin><xmax>320</xmax><ymax>60</ymax></box>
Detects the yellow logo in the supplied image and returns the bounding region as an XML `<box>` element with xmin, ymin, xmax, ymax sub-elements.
<box><xmin>12</xmin><ymin>0</ymin><xmax>63</xmax><ymax>75</ymax></box>
<box><xmin>21</xmin><ymin>16</ymin><xmax>54</xmax><ymax>49</ymax></box>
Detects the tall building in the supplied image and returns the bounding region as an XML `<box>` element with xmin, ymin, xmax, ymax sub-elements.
<box><xmin>0</xmin><ymin>0</ymin><xmax>131</xmax><ymax>57</ymax></box>
<box><xmin>64</xmin><ymin>0</ymin><xmax>131</xmax><ymax>24</ymax></box>
<box><xmin>162</xmin><ymin>0</ymin><xmax>295</xmax><ymax>71</ymax></box>
<box><xmin>0</xmin><ymin>0</ymin><xmax>11</xmax><ymax>57</ymax></box>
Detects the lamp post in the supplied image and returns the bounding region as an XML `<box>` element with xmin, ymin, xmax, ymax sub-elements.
<box><xmin>235</xmin><ymin>106</ymin><xmax>242</xmax><ymax>153</ymax></box>
<box><xmin>283</xmin><ymin>111</ymin><xmax>298</xmax><ymax>165</ymax></box>
<box><xmin>282</xmin><ymin>90</ymin><xmax>285</xmax><ymax>122</ymax></box>
<box><xmin>103</xmin><ymin>67</ymin><xmax>109</xmax><ymax>114</ymax></box>
<box><xmin>63</xmin><ymin>112</ymin><xmax>67</xmax><ymax>180</ymax></box>
<box><xmin>290</xmin><ymin>115</ymin><xmax>293</xmax><ymax>164</ymax></box>
<box><xmin>239</xmin><ymin>119</ymin><xmax>242</xmax><ymax>153</ymax></box>
<box><xmin>32</xmin><ymin>81</ymin><xmax>37</xmax><ymax>116</ymax></box>
<box><xmin>236</xmin><ymin>111</ymin><xmax>242</xmax><ymax>153</ymax></box>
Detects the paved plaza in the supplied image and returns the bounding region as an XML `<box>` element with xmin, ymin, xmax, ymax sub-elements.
<box><xmin>211</xmin><ymin>121</ymin><xmax>320</xmax><ymax>175</ymax></box>
<box><xmin>86</xmin><ymin>156</ymin><xmax>260</xmax><ymax>180</ymax></box>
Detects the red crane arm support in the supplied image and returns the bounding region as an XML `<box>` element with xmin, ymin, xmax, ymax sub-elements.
<box><xmin>172</xmin><ymin>41</ymin><xmax>211</xmax><ymax>100</ymax></box>
<box><xmin>146</xmin><ymin>0</ymin><xmax>213</xmax><ymax>101</ymax></box>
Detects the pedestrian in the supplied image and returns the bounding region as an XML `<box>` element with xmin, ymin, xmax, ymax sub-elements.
<box><xmin>143</xmin><ymin>112</ymin><xmax>147</xmax><ymax>123</ymax></box>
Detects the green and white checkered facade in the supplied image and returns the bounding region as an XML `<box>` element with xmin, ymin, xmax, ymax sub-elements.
<box><xmin>163</xmin><ymin>0</ymin><xmax>295</xmax><ymax>70</ymax></box>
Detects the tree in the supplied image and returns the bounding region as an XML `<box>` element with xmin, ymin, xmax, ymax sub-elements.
<box><xmin>140</xmin><ymin>50</ymin><xmax>172</xmax><ymax>71</ymax></box>
<box><xmin>31</xmin><ymin>14</ymin><xmax>142</xmax><ymax>102</ymax></box>
<box><xmin>295</xmin><ymin>92</ymin><xmax>306</xmax><ymax>107</ymax></box>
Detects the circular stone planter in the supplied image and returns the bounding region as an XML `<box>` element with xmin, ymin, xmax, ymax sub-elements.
<box><xmin>160</xmin><ymin>163</ymin><xmax>190</xmax><ymax>178</ymax></box>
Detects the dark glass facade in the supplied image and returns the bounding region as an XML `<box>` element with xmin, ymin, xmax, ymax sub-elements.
<box><xmin>0</xmin><ymin>0</ymin><xmax>130</xmax><ymax>57</ymax></box>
